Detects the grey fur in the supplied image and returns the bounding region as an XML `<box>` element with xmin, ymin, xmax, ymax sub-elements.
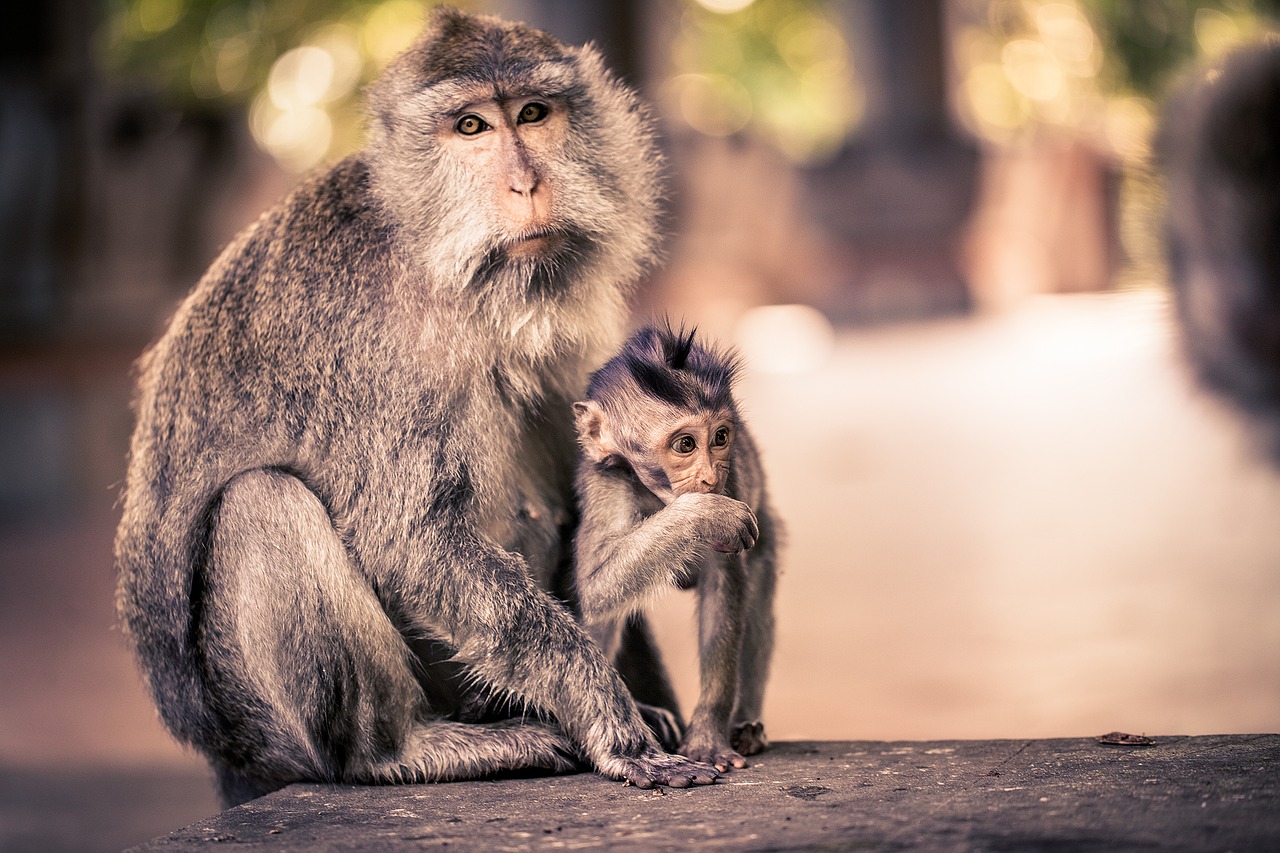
<box><xmin>114</xmin><ymin>7</ymin><xmax>717</xmax><ymax>806</ymax></box>
<box><xmin>572</xmin><ymin>325</ymin><xmax>779</xmax><ymax>772</ymax></box>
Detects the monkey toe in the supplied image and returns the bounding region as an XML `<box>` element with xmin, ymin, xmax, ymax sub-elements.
<box><xmin>731</xmin><ymin>720</ymin><xmax>769</xmax><ymax>756</ymax></box>
<box><xmin>680</xmin><ymin>740</ymin><xmax>748</xmax><ymax>773</ymax></box>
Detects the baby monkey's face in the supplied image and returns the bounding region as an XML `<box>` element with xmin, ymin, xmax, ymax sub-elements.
<box><xmin>641</xmin><ymin>409</ymin><xmax>735</xmax><ymax>500</ymax></box>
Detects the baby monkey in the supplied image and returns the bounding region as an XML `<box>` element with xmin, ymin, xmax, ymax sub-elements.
<box><xmin>572</xmin><ymin>324</ymin><xmax>778</xmax><ymax>772</ymax></box>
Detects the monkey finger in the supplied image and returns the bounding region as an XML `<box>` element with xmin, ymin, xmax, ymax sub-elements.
<box><xmin>618</xmin><ymin>753</ymin><xmax>719</xmax><ymax>788</ymax></box>
<box><xmin>732</xmin><ymin>524</ymin><xmax>759</xmax><ymax>553</ymax></box>
<box><xmin>685</xmin><ymin>767</ymin><xmax>719</xmax><ymax>786</ymax></box>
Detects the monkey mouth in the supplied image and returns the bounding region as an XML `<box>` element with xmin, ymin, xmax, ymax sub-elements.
<box><xmin>504</xmin><ymin>226</ymin><xmax>577</xmax><ymax>260</ymax></box>
<box><xmin>471</xmin><ymin>226</ymin><xmax>597</xmax><ymax>296</ymax></box>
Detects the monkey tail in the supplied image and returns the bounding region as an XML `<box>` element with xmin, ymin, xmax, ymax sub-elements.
<box><xmin>363</xmin><ymin>719</ymin><xmax>581</xmax><ymax>784</ymax></box>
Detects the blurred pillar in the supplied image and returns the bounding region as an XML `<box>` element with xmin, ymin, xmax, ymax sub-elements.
<box><xmin>0</xmin><ymin>2</ymin><xmax>89</xmax><ymax>337</ymax></box>
<box><xmin>805</xmin><ymin>0</ymin><xmax>979</xmax><ymax>324</ymax></box>
<box><xmin>487</xmin><ymin>0</ymin><xmax>645</xmax><ymax>85</ymax></box>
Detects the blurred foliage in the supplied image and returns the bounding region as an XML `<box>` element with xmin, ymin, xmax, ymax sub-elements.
<box><xmin>99</xmin><ymin>0</ymin><xmax>454</xmax><ymax>170</ymax></box>
<box><xmin>100</xmin><ymin>0</ymin><xmax>861</xmax><ymax>169</ymax></box>
<box><xmin>1083</xmin><ymin>0</ymin><xmax>1280</xmax><ymax>94</ymax></box>
<box><xmin>99</xmin><ymin>0</ymin><xmax>1280</xmax><ymax>172</ymax></box>
<box><xmin>103</xmin><ymin>0</ymin><xmax>348</xmax><ymax>106</ymax></box>
<box><xmin>958</xmin><ymin>0</ymin><xmax>1278</xmax><ymax>149</ymax></box>
<box><xmin>953</xmin><ymin>1</ymin><xmax>1277</xmax><ymax>289</ymax></box>
<box><xmin>1081</xmin><ymin>0</ymin><xmax>1280</xmax><ymax>288</ymax></box>
<box><xmin>667</xmin><ymin>0</ymin><xmax>863</xmax><ymax>164</ymax></box>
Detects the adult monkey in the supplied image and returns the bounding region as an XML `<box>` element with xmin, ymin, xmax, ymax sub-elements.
<box><xmin>114</xmin><ymin>7</ymin><xmax>717</xmax><ymax>805</ymax></box>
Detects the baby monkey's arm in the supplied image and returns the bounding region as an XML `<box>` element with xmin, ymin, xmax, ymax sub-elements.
<box><xmin>573</xmin><ymin>471</ymin><xmax>757</xmax><ymax>627</ymax></box>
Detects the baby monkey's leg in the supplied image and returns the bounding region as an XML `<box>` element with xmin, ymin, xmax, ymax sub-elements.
<box><xmin>681</xmin><ymin>552</ymin><xmax>749</xmax><ymax>771</ymax></box>
<box><xmin>731</xmin><ymin>528</ymin><xmax>778</xmax><ymax>756</ymax></box>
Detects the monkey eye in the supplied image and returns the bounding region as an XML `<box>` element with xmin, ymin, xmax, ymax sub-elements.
<box><xmin>455</xmin><ymin>114</ymin><xmax>490</xmax><ymax>136</ymax></box>
<box><xmin>517</xmin><ymin>102</ymin><xmax>549</xmax><ymax>124</ymax></box>
<box><xmin>713</xmin><ymin>427</ymin><xmax>730</xmax><ymax>447</ymax></box>
<box><xmin>672</xmin><ymin>435</ymin><xmax>696</xmax><ymax>455</ymax></box>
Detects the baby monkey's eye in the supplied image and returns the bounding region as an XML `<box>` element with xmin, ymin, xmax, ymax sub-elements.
<box><xmin>455</xmin><ymin>114</ymin><xmax>489</xmax><ymax>135</ymax></box>
<box><xmin>518</xmin><ymin>102</ymin><xmax>549</xmax><ymax>124</ymax></box>
<box><xmin>672</xmin><ymin>435</ymin><xmax>696</xmax><ymax>454</ymax></box>
<box><xmin>713</xmin><ymin>427</ymin><xmax>730</xmax><ymax>447</ymax></box>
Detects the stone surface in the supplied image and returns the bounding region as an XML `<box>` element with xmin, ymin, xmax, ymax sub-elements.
<box><xmin>0</xmin><ymin>763</ymin><xmax>218</xmax><ymax>853</ymax></box>
<box><xmin>131</xmin><ymin>735</ymin><xmax>1280</xmax><ymax>851</ymax></box>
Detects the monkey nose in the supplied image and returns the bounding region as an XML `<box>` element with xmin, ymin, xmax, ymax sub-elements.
<box><xmin>510</xmin><ymin>173</ymin><xmax>539</xmax><ymax>196</ymax></box>
<box><xmin>502</xmin><ymin>190</ymin><xmax>537</xmax><ymax>227</ymax></box>
<box><xmin>504</xmin><ymin>184</ymin><xmax>551</xmax><ymax>228</ymax></box>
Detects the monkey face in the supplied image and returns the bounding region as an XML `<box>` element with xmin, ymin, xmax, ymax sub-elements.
<box><xmin>574</xmin><ymin>398</ymin><xmax>736</xmax><ymax>504</ymax></box>
<box><xmin>641</xmin><ymin>410</ymin><xmax>736</xmax><ymax>501</ymax></box>
<box><xmin>363</xmin><ymin>11</ymin><xmax>661</xmax><ymax>305</ymax></box>
<box><xmin>422</xmin><ymin>82</ymin><xmax>600</xmax><ymax>296</ymax></box>
<box><xmin>443</xmin><ymin>98</ymin><xmax>561</xmax><ymax>238</ymax></box>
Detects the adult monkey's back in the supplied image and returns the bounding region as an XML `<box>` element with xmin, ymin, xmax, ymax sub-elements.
<box><xmin>114</xmin><ymin>8</ymin><xmax>716</xmax><ymax>805</ymax></box>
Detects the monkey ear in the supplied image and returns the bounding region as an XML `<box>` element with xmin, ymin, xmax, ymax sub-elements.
<box><xmin>573</xmin><ymin>401</ymin><xmax>612</xmax><ymax>462</ymax></box>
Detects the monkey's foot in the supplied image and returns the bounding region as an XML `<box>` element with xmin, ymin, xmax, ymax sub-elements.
<box><xmin>598</xmin><ymin>749</ymin><xmax>718</xmax><ymax>789</ymax></box>
<box><xmin>679</xmin><ymin>735</ymin><xmax>748</xmax><ymax>773</ymax></box>
<box><xmin>637</xmin><ymin>703</ymin><xmax>684</xmax><ymax>752</ymax></box>
<box><xmin>731</xmin><ymin>720</ymin><xmax>769</xmax><ymax>756</ymax></box>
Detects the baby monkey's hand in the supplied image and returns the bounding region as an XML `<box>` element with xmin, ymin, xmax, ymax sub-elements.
<box><xmin>673</xmin><ymin>492</ymin><xmax>758</xmax><ymax>553</ymax></box>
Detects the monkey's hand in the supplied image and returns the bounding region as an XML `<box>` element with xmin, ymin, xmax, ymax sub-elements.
<box><xmin>596</xmin><ymin>747</ymin><xmax>720</xmax><ymax>789</ymax></box>
<box><xmin>731</xmin><ymin>720</ymin><xmax>769</xmax><ymax>756</ymax></box>
<box><xmin>673</xmin><ymin>493</ymin><xmax>758</xmax><ymax>553</ymax></box>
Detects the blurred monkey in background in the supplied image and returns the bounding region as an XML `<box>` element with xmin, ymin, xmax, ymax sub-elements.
<box><xmin>1162</xmin><ymin>38</ymin><xmax>1280</xmax><ymax>462</ymax></box>
<box><xmin>114</xmin><ymin>8</ymin><xmax>721</xmax><ymax>805</ymax></box>
<box><xmin>572</xmin><ymin>324</ymin><xmax>779</xmax><ymax>773</ymax></box>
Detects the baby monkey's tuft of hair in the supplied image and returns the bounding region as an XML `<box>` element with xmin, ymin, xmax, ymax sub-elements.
<box><xmin>589</xmin><ymin>322</ymin><xmax>742</xmax><ymax>414</ymax></box>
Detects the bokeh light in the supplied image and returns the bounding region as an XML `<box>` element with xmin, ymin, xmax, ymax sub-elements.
<box><xmin>694</xmin><ymin>0</ymin><xmax>758</xmax><ymax>13</ymax></box>
<box><xmin>362</xmin><ymin>0</ymin><xmax>430</xmax><ymax>66</ymax></box>
<box><xmin>955</xmin><ymin>0</ymin><xmax>1274</xmax><ymax>149</ymax></box>
<box><xmin>267</xmin><ymin>46</ymin><xmax>335</xmax><ymax>110</ymax></box>
<box><xmin>953</xmin><ymin>0</ymin><xmax>1277</xmax><ymax>296</ymax></box>
<box><xmin>667</xmin><ymin>73</ymin><xmax>754</xmax><ymax>136</ymax></box>
<box><xmin>137</xmin><ymin>0</ymin><xmax>183</xmax><ymax>34</ymax></box>
<box><xmin>667</xmin><ymin>0</ymin><xmax>863</xmax><ymax>164</ymax></box>
<box><xmin>97</xmin><ymin>0</ymin><xmax>1279</xmax><ymax>175</ymax></box>
<box><xmin>101</xmin><ymin>0</ymin><xmax>441</xmax><ymax>173</ymax></box>
<box><xmin>1002</xmin><ymin>38</ymin><xmax>1066</xmax><ymax>101</ymax></box>
<box><xmin>734</xmin><ymin>304</ymin><xmax>835</xmax><ymax>375</ymax></box>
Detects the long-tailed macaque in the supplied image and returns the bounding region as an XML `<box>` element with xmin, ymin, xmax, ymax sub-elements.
<box><xmin>572</xmin><ymin>324</ymin><xmax>778</xmax><ymax>772</ymax></box>
<box><xmin>114</xmin><ymin>8</ymin><xmax>719</xmax><ymax>805</ymax></box>
<box><xmin>1161</xmin><ymin>39</ymin><xmax>1280</xmax><ymax>462</ymax></box>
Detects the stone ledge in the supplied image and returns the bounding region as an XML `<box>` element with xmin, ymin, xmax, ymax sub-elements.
<box><xmin>131</xmin><ymin>735</ymin><xmax>1280</xmax><ymax>851</ymax></box>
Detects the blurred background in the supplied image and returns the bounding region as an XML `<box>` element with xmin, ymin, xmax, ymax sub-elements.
<box><xmin>2</xmin><ymin>0</ymin><xmax>1279</xmax><ymax>849</ymax></box>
